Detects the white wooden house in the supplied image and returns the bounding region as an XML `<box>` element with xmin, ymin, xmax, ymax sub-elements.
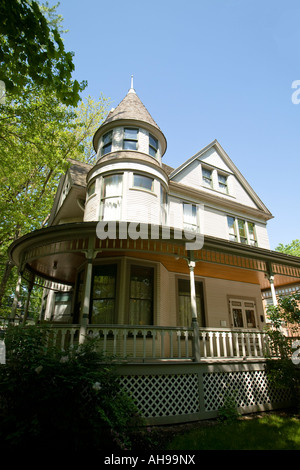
<box><xmin>8</xmin><ymin>84</ymin><xmax>300</xmax><ymax>424</ymax></box>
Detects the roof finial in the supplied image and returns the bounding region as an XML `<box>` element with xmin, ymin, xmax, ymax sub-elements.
<box><xmin>128</xmin><ymin>74</ymin><xmax>135</xmax><ymax>94</ymax></box>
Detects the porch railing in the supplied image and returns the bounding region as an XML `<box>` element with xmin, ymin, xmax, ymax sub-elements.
<box><xmin>44</xmin><ymin>324</ymin><xmax>270</xmax><ymax>362</ymax></box>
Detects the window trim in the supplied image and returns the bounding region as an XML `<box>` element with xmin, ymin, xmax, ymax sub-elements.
<box><xmin>149</xmin><ymin>133</ymin><xmax>158</xmax><ymax>158</ymax></box>
<box><xmin>125</xmin><ymin>261</ymin><xmax>157</xmax><ymax>326</ymax></box>
<box><xmin>202</xmin><ymin>167</ymin><xmax>213</xmax><ymax>188</ymax></box>
<box><xmin>228</xmin><ymin>296</ymin><xmax>258</xmax><ymax>329</ymax></box>
<box><xmin>227</xmin><ymin>215</ymin><xmax>257</xmax><ymax>246</ymax></box>
<box><xmin>123</xmin><ymin>127</ymin><xmax>139</xmax><ymax>150</ymax></box>
<box><xmin>100</xmin><ymin>173</ymin><xmax>123</xmax><ymax>220</ymax></box>
<box><xmin>100</xmin><ymin>130</ymin><xmax>113</xmax><ymax>156</ymax></box>
<box><xmin>176</xmin><ymin>275</ymin><xmax>206</xmax><ymax>327</ymax></box>
<box><xmin>132</xmin><ymin>173</ymin><xmax>154</xmax><ymax>192</ymax></box>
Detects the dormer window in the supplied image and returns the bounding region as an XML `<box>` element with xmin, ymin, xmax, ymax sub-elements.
<box><xmin>202</xmin><ymin>168</ymin><xmax>213</xmax><ymax>188</ymax></box>
<box><xmin>149</xmin><ymin>134</ymin><xmax>158</xmax><ymax>158</ymax></box>
<box><xmin>101</xmin><ymin>131</ymin><xmax>112</xmax><ymax>156</ymax></box>
<box><xmin>123</xmin><ymin>128</ymin><xmax>138</xmax><ymax>150</ymax></box>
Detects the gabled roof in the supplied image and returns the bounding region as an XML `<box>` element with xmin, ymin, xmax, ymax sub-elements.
<box><xmin>169</xmin><ymin>139</ymin><xmax>272</xmax><ymax>217</ymax></box>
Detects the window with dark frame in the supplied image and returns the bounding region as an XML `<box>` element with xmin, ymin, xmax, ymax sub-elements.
<box><xmin>90</xmin><ymin>264</ymin><xmax>117</xmax><ymax>324</ymax></box>
<box><xmin>149</xmin><ymin>134</ymin><xmax>158</xmax><ymax>158</ymax></box>
<box><xmin>101</xmin><ymin>130</ymin><xmax>113</xmax><ymax>156</ymax></box>
<box><xmin>129</xmin><ymin>265</ymin><xmax>154</xmax><ymax>325</ymax></box>
<box><xmin>178</xmin><ymin>279</ymin><xmax>205</xmax><ymax>327</ymax></box>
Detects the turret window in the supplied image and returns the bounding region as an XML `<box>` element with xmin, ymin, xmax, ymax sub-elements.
<box><xmin>149</xmin><ymin>134</ymin><xmax>158</xmax><ymax>158</ymax></box>
<box><xmin>123</xmin><ymin>128</ymin><xmax>138</xmax><ymax>150</ymax></box>
<box><xmin>101</xmin><ymin>131</ymin><xmax>113</xmax><ymax>156</ymax></box>
<box><xmin>133</xmin><ymin>174</ymin><xmax>154</xmax><ymax>192</ymax></box>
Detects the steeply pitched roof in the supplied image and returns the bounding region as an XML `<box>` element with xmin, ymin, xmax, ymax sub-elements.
<box><xmin>102</xmin><ymin>88</ymin><xmax>162</xmax><ymax>132</ymax></box>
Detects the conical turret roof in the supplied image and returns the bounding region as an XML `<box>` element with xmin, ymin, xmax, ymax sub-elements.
<box><xmin>102</xmin><ymin>88</ymin><xmax>162</xmax><ymax>131</ymax></box>
<box><xmin>93</xmin><ymin>86</ymin><xmax>167</xmax><ymax>155</ymax></box>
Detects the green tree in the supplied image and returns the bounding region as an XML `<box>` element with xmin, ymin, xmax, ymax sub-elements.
<box><xmin>265</xmin><ymin>294</ymin><xmax>300</xmax><ymax>403</ymax></box>
<box><xmin>0</xmin><ymin>0</ymin><xmax>86</xmax><ymax>106</ymax></box>
<box><xmin>276</xmin><ymin>240</ymin><xmax>300</xmax><ymax>257</ymax></box>
<box><xmin>0</xmin><ymin>90</ymin><xmax>110</xmax><ymax>311</ymax></box>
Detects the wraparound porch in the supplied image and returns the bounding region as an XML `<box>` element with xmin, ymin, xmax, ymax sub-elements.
<box><xmin>44</xmin><ymin>323</ymin><xmax>271</xmax><ymax>362</ymax></box>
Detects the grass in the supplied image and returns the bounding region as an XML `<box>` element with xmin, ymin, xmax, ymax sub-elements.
<box><xmin>165</xmin><ymin>412</ymin><xmax>300</xmax><ymax>450</ymax></box>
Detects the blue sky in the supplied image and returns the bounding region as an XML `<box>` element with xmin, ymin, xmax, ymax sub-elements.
<box><xmin>51</xmin><ymin>0</ymin><xmax>300</xmax><ymax>250</ymax></box>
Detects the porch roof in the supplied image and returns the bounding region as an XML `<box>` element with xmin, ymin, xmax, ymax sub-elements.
<box><xmin>8</xmin><ymin>221</ymin><xmax>300</xmax><ymax>291</ymax></box>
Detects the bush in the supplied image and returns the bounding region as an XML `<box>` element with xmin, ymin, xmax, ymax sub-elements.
<box><xmin>0</xmin><ymin>325</ymin><xmax>142</xmax><ymax>450</ymax></box>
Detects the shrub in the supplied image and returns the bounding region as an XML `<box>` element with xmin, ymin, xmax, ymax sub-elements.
<box><xmin>0</xmin><ymin>325</ymin><xmax>141</xmax><ymax>450</ymax></box>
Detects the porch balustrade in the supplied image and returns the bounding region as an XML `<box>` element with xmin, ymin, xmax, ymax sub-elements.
<box><xmin>44</xmin><ymin>324</ymin><xmax>270</xmax><ymax>362</ymax></box>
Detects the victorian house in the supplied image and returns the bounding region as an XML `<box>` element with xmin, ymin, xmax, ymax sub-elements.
<box><xmin>8</xmin><ymin>84</ymin><xmax>300</xmax><ymax>424</ymax></box>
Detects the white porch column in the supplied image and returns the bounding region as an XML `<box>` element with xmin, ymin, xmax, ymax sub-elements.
<box><xmin>79</xmin><ymin>259</ymin><xmax>93</xmax><ymax>344</ymax></box>
<box><xmin>188</xmin><ymin>257</ymin><xmax>201</xmax><ymax>362</ymax></box>
<box><xmin>268</xmin><ymin>275</ymin><xmax>277</xmax><ymax>306</ymax></box>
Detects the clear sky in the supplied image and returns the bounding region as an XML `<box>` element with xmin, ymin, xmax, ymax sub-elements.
<box><xmin>51</xmin><ymin>0</ymin><xmax>300</xmax><ymax>250</ymax></box>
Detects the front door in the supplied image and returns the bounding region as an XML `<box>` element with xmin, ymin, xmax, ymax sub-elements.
<box><xmin>229</xmin><ymin>299</ymin><xmax>257</xmax><ymax>328</ymax></box>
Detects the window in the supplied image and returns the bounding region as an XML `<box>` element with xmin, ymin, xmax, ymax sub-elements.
<box><xmin>202</xmin><ymin>168</ymin><xmax>213</xmax><ymax>188</ymax></box>
<box><xmin>129</xmin><ymin>265</ymin><xmax>154</xmax><ymax>325</ymax></box>
<box><xmin>87</xmin><ymin>181</ymin><xmax>95</xmax><ymax>198</ymax></box>
<box><xmin>101</xmin><ymin>174</ymin><xmax>122</xmax><ymax>220</ymax></box>
<box><xmin>90</xmin><ymin>264</ymin><xmax>117</xmax><ymax>324</ymax></box>
<box><xmin>101</xmin><ymin>131</ymin><xmax>112</xmax><ymax>156</ymax></box>
<box><xmin>183</xmin><ymin>203</ymin><xmax>197</xmax><ymax>232</ymax></box>
<box><xmin>229</xmin><ymin>299</ymin><xmax>257</xmax><ymax>328</ymax></box>
<box><xmin>227</xmin><ymin>216</ymin><xmax>257</xmax><ymax>246</ymax></box>
<box><xmin>178</xmin><ymin>279</ymin><xmax>205</xmax><ymax>327</ymax></box>
<box><xmin>237</xmin><ymin>219</ymin><xmax>247</xmax><ymax>244</ymax></box>
<box><xmin>133</xmin><ymin>173</ymin><xmax>154</xmax><ymax>191</ymax></box>
<box><xmin>123</xmin><ymin>128</ymin><xmax>138</xmax><ymax>150</ymax></box>
<box><xmin>227</xmin><ymin>216</ymin><xmax>237</xmax><ymax>242</ymax></box>
<box><xmin>218</xmin><ymin>173</ymin><xmax>228</xmax><ymax>193</ymax></box>
<box><xmin>149</xmin><ymin>134</ymin><xmax>158</xmax><ymax>158</ymax></box>
<box><xmin>247</xmin><ymin>222</ymin><xmax>256</xmax><ymax>246</ymax></box>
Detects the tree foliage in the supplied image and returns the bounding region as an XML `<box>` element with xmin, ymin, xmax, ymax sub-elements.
<box><xmin>0</xmin><ymin>325</ymin><xmax>141</xmax><ymax>450</ymax></box>
<box><xmin>276</xmin><ymin>239</ymin><xmax>300</xmax><ymax>257</ymax></box>
<box><xmin>0</xmin><ymin>0</ymin><xmax>86</xmax><ymax>106</ymax></box>
<box><xmin>265</xmin><ymin>294</ymin><xmax>300</xmax><ymax>402</ymax></box>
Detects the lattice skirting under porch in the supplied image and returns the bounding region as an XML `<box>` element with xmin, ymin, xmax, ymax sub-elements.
<box><xmin>117</xmin><ymin>362</ymin><xmax>293</xmax><ymax>425</ymax></box>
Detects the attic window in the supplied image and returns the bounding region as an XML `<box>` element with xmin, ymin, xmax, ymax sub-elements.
<box><xmin>123</xmin><ymin>128</ymin><xmax>138</xmax><ymax>150</ymax></box>
<box><xmin>149</xmin><ymin>134</ymin><xmax>158</xmax><ymax>158</ymax></box>
<box><xmin>218</xmin><ymin>173</ymin><xmax>228</xmax><ymax>193</ymax></box>
<box><xmin>202</xmin><ymin>168</ymin><xmax>213</xmax><ymax>188</ymax></box>
<box><xmin>101</xmin><ymin>131</ymin><xmax>112</xmax><ymax>156</ymax></box>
